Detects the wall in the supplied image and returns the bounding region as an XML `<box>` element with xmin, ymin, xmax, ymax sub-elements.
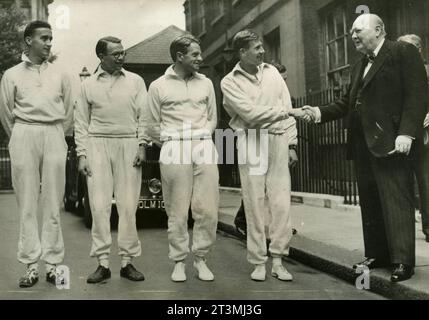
<box><xmin>248</xmin><ymin>0</ymin><xmax>305</xmax><ymax>96</ymax></box>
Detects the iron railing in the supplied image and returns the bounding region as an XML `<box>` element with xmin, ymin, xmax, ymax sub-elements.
<box><xmin>292</xmin><ymin>86</ymin><xmax>358</xmax><ymax>205</ymax></box>
<box><xmin>218</xmin><ymin>86</ymin><xmax>360</xmax><ymax>205</ymax></box>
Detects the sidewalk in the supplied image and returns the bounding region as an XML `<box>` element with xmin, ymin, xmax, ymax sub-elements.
<box><xmin>218</xmin><ymin>187</ymin><xmax>429</xmax><ymax>300</ymax></box>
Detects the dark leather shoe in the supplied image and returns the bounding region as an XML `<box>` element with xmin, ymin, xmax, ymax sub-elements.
<box><xmin>19</xmin><ymin>269</ymin><xmax>39</xmax><ymax>288</ymax></box>
<box><xmin>46</xmin><ymin>271</ymin><xmax>56</xmax><ymax>285</ymax></box>
<box><xmin>391</xmin><ymin>264</ymin><xmax>414</xmax><ymax>282</ymax></box>
<box><xmin>120</xmin><ymin>264</ymin><xmax>145</xmax><ymax>281</ymax></box>
<box><xmin>87</xmin><ymin>265</ymin><xmax>111</xmax><ymax>284</ymax></box>
<box><xmin>352</xmin><ymin>258</ymin><xmax>390</xmax><ymax>269</ymax></box>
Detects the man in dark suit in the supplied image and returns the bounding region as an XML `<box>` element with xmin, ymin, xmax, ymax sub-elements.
<box><xmin>292</xmin><ymin>14</ymin><xmax>428</xmax><ymax>282</ymax></box>
<box><xmin>397</xmin><ymin>34</ymin><xmax>429</xmax><ymax>243</ymax></box>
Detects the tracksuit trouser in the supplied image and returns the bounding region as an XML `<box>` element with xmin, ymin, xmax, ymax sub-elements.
<box><xmin>159</xmin><ymin>140</ymin><xmax>219</xmax><ymax>262</ymax></box>
<box><xmin>237</xmin><ymin>131</ymin><xmax>293</xmax><ymax>265</ymax></box>
<box><xmin>9</xmin><ymin>123</ymin><xmax>67</xmax><ymax>265</ymax></box>
<box><xmin>86</xmin><ymin>137</ymin><xmax>142</xmax><ymax>262</ymax></box>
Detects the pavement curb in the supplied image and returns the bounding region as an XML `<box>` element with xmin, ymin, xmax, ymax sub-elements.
<box><xmin>219</xmin><ymin>187</ymin><xmax>360</xmax><ymax>213</ymax></box>
<box><xmin>217</xmin><ymin>221</ymin><xmax>429</xmax><ymax>300</ymax></box>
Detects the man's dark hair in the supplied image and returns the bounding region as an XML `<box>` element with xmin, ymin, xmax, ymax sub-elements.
<box><xmin>170</xmin><ymin>35</ymin><xmax>200</xmax><ymax>62</ymax></box>
<box><xmin>23</xmin><ymin>20</ymin><xmax>51</xmax><ymax>39</ymax></box>
<box><xmin>95</xmin><ymin>36</ymin><xmax>122</xmax><ymax>56</ymax></box>
<box><xmin>232</xmin><ymin>30</ymin><xmax>259</xmax><ymax>52</ymax></box>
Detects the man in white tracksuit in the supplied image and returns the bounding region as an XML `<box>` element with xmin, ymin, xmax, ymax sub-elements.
<box><xmin>136</xmin><ymin>35</ymin><xmax>219</xmax><ymax>282</ymax></box>
<box><xmin>0</xmin><ymin>21</ymin><xmax>73</xmax><ymax>288</ymax></box>
<box><xmin>221</xmin><ymin>30</ymin><xmax>297</xmax><ymax>282</ymax></box>
<box><xmin>75</xmin><ymin>36</ymin><xmax>146</xmax><ymax>283</ymax></box>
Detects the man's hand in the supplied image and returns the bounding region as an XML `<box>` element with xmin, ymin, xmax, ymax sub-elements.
<box><xmin>301</xmin><ymin>105</ymin><xmax>318</xmax><ymax>122</ymax></box>
<box><xmin>133</xmin><ymin>146</ymin><xmax>146</xmax><ymax>167</ymax></box>
<box><xmin>289</xmin><ymin>106</ymin><xmax>317</xmax><ymax>123</ymax></box>
<box><xmin>424</xmin><ymin>113</ymin><xmax>429</xmax><ymax>128</ymax></box>
<box><xmin>288</xmin><ymin>108</ymin><xmax>306</xmax><ymax>118</ymax></box>
<box><xmin>394</xmin><ymin>135</ymin><xmax>413</xmax><ymax>155</ymax></box>
<box><xmin>78</xmin><ymin>156</ymin><xmax>92</xmax><ymax>177</ymax></box>
<box><xmin>289</xmin><ymin>149</ymin><xmax>298</xmax><ymax>168</ymax></box>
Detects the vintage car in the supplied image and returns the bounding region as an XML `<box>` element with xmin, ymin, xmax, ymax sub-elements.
<box><xmin>64</xmin><ymin>136</ymin><xmax>166</xmax><ymax>228</ymax></box>
<box><xmin>0</xmin><ymin>146</ymin><xmax>12</xmax><ymax>190</ymax></box>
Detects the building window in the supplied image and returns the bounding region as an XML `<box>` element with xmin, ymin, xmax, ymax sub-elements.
<box><xmin>211</xmin><ymin>0</ymin><xmax>224</xmax><ymax>26</ymax></box>
<box><xmin>196</xmin><ymin>0</ymin><xmax>206</xmax><ymax>36</ymax></box>
<box><xmin>264</xmin><ymin>27</ymin><xmax>281</xmax><ymax>64</ymax></box>
<box><xmin>324</xmin><ymin>7</ymin><xmax>349</xmax><ymax>89</ymax></box>
<box><xmin>20</xmin><ymin>0</ymin><xmax>31</xmax><ymax>8</ymax></box>
<box><xmin>424</xmin><ymin>32</ymin><xmax>429</xmax><ymax>63</ymax></box>
<box><xmin>184</xmin><ymin>0</ymin><xmax>191</xmax><ymax>32</ymax></box>
<box><xmin>0</xmin><ymin>0</ymin><xmax>15</xmax><ymax>9</ymax></box>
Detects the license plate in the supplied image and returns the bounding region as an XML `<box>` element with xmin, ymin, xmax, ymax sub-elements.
<box><xmin>138</xmin><ymin>199</ymin><xmax>165</xmax><ymax>209</ymax></box>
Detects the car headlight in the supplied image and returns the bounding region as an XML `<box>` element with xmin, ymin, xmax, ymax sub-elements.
<box><xmin>148</xmin><ymin>178</ymin><xmax>162</xmax><ymax>194</ymax></box>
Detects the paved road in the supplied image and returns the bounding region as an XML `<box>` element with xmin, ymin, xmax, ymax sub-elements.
<box><xmin>0</xmin><ymin>194</ymin><xmax>384</xmax><ymax>300</ymax></box>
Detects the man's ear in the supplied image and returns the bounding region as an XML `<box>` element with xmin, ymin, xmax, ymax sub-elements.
<box><xmin>239</xmin><ymin>48</ymin><xmax>246</xmax><ymax>58</ymax></box>
<box><xmin>375</xmin><ymin>26</ymin><xmax>382</xmax><ymax>37</ymax></box>
<box><xmin>24</xmin><ymin>36</ymin><xmax>32</xmax><ymax>47</ymax></box>
<box><xmin>176</xmin><ymin>52</ymin><xmax>183</xmax><ymax>63</ymax></box>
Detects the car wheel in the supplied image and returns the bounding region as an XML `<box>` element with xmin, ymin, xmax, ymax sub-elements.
<box><xmin>110</xmin><ymin>205</ymin><xmax>119</xmax><ymax>230</ymax></box>
<box><xmin>64</xmin><ymin>196</ymin><xmax>77</xmax><ymax>212</ymax></box>
<box><xmin>188</xmin><ymin>208</ymin><xmax>194</xmax><ymax>228</ymax></box>
<box><xmin>83</xmin><ymin>195</ymin><xmax>92</xmax><ymax>229</ymax></box>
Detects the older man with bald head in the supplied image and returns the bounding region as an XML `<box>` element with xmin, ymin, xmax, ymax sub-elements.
<box><xmin>293</xmin><ymin>14</ymin><xmax>428</xmax><ymax>282</ymax></box>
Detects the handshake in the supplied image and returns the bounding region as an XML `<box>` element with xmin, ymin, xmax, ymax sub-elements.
<box><xmin>288</xmin><ymin>106</ymin><xmax>318</xmax><ymax>123</ymax></box>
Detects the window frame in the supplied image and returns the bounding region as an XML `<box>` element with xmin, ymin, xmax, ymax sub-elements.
<box><xmin>197</xmin><ymin>0</ymin><xmax>207</xmax><ymax>37</ymax></box>
<box><xmin>210</xmin><ymin>0</ymin><xmax>225</xmax><ymax>27</ymax></box>
<box><xmin>323</xmin><ymin>7</ymin><xmax>350</xmax><ymax>88</ymax></box>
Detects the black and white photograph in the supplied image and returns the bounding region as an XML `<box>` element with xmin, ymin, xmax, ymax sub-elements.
<box><xmin>0</xmin><ymin>0</ymin><xmax>428</xmax><ymax>308</ymax></box>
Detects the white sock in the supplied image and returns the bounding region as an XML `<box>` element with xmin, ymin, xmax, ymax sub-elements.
<box><xmin>195</xmin><ymin>256</ymin><xmax>205</xmax><ymax>263</ymax></box>
<box><xmin>99</xmin><ymin>258</ymin><xmax>109</xmax><ymax>269</ymax></box>
<box><xmin>28</xmin><ymin>262</ymin><xmax>39</xmax><ymax>272</ymax></box>
<box><xmin>272</xmin><ymin>257</ymin><xmax>282</xmax><ymax>267</ymax></box>
<box><xmin>121</xmin><ymin>257</ymin><xmax>131</xmax><ymax>268</ymax></box>
<box><xmin>45</xmin><ymin>263</ymin><xmax>56</xmax><ymax>273</ymax></box>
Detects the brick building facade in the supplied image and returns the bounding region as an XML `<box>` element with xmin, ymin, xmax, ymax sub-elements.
<box><xmin>184</xmin><ymin>0</ymin><xmax>429</xmax><ymax>97</ymax></box>
<box><xmin>0</xmin><ymin>0</ymin><xmax>52</xmax><ymax>21</ymax></box>
<box><xmin>184</xmin><ymin>0</ymin><xmax>429</xmax><ymax>200</ymax></box>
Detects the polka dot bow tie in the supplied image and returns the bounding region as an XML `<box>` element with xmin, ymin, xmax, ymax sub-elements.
<box><xmin>366</xmin><ymin>53</ymin><xmax>376</xmax><ymax>63</ymax></box>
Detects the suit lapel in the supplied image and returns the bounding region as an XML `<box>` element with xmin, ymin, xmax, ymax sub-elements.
<box><xmin>362</xmin><ymin>40</ymin><xmax>390</xmax><ymax>89</ymax></box>
<box><xmin>354</xmin><ymin>57</ymin><xmax>367</xmax><ymax>86</ymax></box>
<box><xmin>348</xmin><ymin>57</ymin><xmax>367</xmax><ymax>100</ymax></box>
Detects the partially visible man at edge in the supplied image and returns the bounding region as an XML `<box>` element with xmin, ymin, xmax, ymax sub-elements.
<box><xmin>0</xmin><ymin>20</ymin><xmax>73</xmax><ymax>288</ymax></box>
<box><xmin>398</xmin><ymin>34</ymin><xmax>429</xmax><ymax>243</ymax></box>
